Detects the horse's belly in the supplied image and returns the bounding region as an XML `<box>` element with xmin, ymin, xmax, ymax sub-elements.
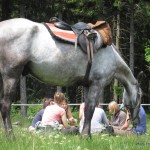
<box><xmin>28</xmin><ymin>61</ymin><xmax>86</xmax><ymax>86</ymax></box>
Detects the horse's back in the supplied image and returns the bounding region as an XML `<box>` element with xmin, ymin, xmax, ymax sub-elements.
<box><xmin>0</xmin><ymin>18</ymin><xmax>39</xmax><ymax>41</ymax></box>
<box><xmin>0</xmin><ymin>18</ymin><xmax>35</xmax><ymax>27</ymax></box>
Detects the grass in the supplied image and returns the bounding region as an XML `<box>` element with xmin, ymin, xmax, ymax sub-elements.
<box><xmin>0</xmin><ymin>110</ymin><xmax>150</xmax><ymax>150</ymax></box>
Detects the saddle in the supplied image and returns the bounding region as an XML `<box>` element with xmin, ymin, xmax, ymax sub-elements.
<box><xmin>52</xmin><ymin>18</ymin><xmax>112</xmax><ymax>46</ymax></box>
<box><xmin>46</xmin><ymin>17</ymin><xmax>98</xmax><ymax>64</ymax></box>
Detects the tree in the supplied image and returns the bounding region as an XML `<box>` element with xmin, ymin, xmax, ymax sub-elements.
<box><xmin>145</xmin><ymin>40</ymin><xmax>150</xmax><ymax>69</ymax></box>
<box><xmin>19</xmin><ymin>0</ymin><xmax>27</xmax><ymax>117</ymax></box>
<box><xmin>1</xmin><ymin>0</ymin><xmax>12</xmax><ymax>20</ymax></box>
<box><xmin>113</xmin><ymin>13</ymin><xmax>121</xmax><ymax>102</ymax></box>
<box><xmin>129</xmin><ymin>0</ymin><xmax>134</xmax><ymax>73</ymax></box>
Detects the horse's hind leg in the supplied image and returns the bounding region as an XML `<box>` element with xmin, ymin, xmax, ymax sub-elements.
<box><xmin>0</xmin><ymin>75</ymin><xmax>18</xmax><ymax>135</ymax></box>
<box><xmin>0</xmin><ymin>73</ymin><xmax>4</xmax><ymax>127</ymax></box>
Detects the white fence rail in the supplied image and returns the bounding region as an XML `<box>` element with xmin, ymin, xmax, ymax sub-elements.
<box><xmin>12</xmin><ymin>104</ymin><xmax>150</xmax><ymax>106</ymax></box>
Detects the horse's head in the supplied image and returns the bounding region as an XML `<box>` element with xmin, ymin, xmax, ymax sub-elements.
<box><xmin>123</xmin><ymin>83</ymin><xmax>142</xmax><ymax>127</ymax></box>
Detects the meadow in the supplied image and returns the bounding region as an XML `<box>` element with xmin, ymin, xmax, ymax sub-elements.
<box><xmin>0</xmin><ymin>106</ymin><xmax>150</xmax><ymax>150</ymax></box>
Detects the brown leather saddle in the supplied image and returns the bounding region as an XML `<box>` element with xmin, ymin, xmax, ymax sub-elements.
<box><xmin>44</xmin><ymin>17</ymin><xmax>97</xmax><ymax>64</ymax></box>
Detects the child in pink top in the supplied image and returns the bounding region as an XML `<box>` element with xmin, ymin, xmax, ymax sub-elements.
<box><xmin>41</xmin><ymin>92</ymin><xmax>70</xmax><ymax>129</ymax></box>
<box><xmin>42</xmin><ymin>104</ymin><xmax>65</xmax><ymax>125</ymax></box>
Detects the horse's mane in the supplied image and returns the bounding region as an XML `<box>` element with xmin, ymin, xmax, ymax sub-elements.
<box><xmin>111</xmin><ymin>43</ymin><xmax>122</xmax><ymax>56</ymax></box>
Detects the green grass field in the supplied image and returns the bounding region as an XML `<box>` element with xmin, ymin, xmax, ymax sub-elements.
<box><xmin>0</xmin><ymin>108</ymin><xmax>150</xmax><ymax>150</ymax></box>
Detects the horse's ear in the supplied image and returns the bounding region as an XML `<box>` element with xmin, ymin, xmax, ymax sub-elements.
<box><xmin>137</xmin><ymin>71</ymin><xmax>144</xmax><ymax>85</ymax></box>
<box><xmin>138</xmin><ymin>87</ymin><xmax>143</xmax><ymax>99</ymax></box>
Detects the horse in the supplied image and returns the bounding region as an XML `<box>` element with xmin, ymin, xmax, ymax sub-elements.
<box><xmin>0</xmin><ymin>18</ymin><xmax>141</xmax><ymax>137</ymax></box>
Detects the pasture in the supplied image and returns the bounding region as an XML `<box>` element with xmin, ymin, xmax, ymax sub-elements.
<box><xmin>0</xmin><ymin>106</ymin><xmax>150</xmax><ymax>150</ymax></box>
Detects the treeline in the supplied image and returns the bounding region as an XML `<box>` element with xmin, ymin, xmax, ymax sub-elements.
<box><xmin>0</xmin><ymin>0</ymin><xmax>150</xmax><ymax>106</ymax></box>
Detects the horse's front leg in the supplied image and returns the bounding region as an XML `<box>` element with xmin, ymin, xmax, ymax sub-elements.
<box><xmin>0</xmin><ymin>77</ymin><xmax>17</xmax><ymax>136</ymax></box>
<box><xmin>81</xmin><ymin>81</ymin><xmax>100</xmax><ymax>137</ymax></box>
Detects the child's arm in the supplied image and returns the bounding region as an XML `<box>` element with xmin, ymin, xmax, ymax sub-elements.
<box><xmin>120</xmin><ymin>111</ymin><xmax>130</xmax><ymax>130</ymax></box>
<box><xmin>66</xmin><ymin>107</ymin><xmax>77</xmax><ymax>124</ymax></box>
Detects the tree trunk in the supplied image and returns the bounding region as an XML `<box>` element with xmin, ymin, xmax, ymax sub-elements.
<box><xmin>129</xmin><ymin>1</ymin><xmax>134</xmax><ymax>74</ymax></box>
<box><xmin>20</xmin><ymin>0</ymin><xmax>27</xmax><ymax>117</ymax></box>
<box><xmin>20</xmin><ymin>76</ymin><xmax>27</xmax><ymax>117</ymax></box>
<box><xmin>113</xmin><ymin>13</ymin><xmax>120</xmax><ymax>102</ymax></box>
<box><xmin>57</xmin><ymin>86</ymin><xmax>62</xmax><ymax>92</ymax></box>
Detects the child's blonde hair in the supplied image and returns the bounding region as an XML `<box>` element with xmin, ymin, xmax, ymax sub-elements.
<box><xmin>108</xmin><ymin>101</ymin><xmax>120</xmax><ymax>115</ymax></box>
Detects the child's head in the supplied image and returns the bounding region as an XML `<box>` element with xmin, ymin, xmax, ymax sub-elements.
<box><xmin>54</xmin><ymin>92</ymin><xmax>65</xmax><ymax>105</ymax></box>
<box><xmin>108</xmin><ymin>101</ymin><xmax>120</xmax><ymax>115</ymax></box>
<box><xmin>61</xmin><ymin>99</ymin><xmax>68</xmax><ymax>110</ymax></box>
<box><xmin>42</xmin><ymin>97</ymin><xmax>54</xmax><ymax>109</ymax></box>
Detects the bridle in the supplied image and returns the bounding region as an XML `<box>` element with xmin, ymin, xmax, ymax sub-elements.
<box><xmin>125</xmin><ymin>84</ymin><xmax>142</xmax><ymax>125</ymax></box>
<box><xmin>125</xmin><ymin>105</ymin><xmax>140</xmax><ymax>122</ymax></box>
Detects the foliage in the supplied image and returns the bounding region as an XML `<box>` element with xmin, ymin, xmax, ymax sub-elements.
<box><xmin>113</xmin><ymin>85</ymin><xmax>123</xmax><ymax>97</ymax></box>
<box><xmin>11</xmin><ymin>103</ymin><xmax>42</xmax><ymax>122</ymax></box>
<box><xmin>145</xmin><ymin>40</ymin><xmax>150</xmax><ymax>69</ymax></box>
<box><xmin>58</xmin><ymin>0</ymin><xmax>105</xmax><ymax>23</ymax></box>
<box><xmin>27</xmin><ymin>106</ymin><xmax>42</xmax><ymax>119</ymax></box>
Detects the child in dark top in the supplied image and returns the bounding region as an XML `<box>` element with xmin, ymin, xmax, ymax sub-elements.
<box><xmin>29</xmin><ymin>98</ymin><xmax>54</xmax><ymax>132</ymax></box>
<box><xmin>119</xmin><ymin>104</ymin><xmax>146</xmax><ymax>135</ymax></box>
<box><xmin>109</xmin><ymin>100</ymin><xmax>146</xmax><ymax>135</ymax></box>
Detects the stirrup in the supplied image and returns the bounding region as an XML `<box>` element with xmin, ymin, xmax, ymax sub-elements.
<box><xmin>84</xmin><ymin>30</ymin><xmax>97</xmax><ymax>40</ymax></box>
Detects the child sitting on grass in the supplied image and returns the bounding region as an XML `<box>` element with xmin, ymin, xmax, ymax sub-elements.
<box><xmin>28</xmin><ymin>97</ymin><xmax>54</xmax><ymax>132</ymax></box>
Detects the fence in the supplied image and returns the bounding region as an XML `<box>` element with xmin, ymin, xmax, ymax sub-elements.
<box><xmin>12</xmin><ymin>104</ymin><xmax>150</xmax><ymax>106</ymax></box>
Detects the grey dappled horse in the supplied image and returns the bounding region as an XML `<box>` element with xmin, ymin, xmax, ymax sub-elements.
<box><xmin>0</xmin><ymin>18</ymin><xmax>141</xmax><ymax>136</ymax></box>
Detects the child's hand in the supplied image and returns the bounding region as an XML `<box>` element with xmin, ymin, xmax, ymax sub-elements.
<box><xmin>69</xmin><ymin>117</ymin><xmax>77</xmax><ymax>125</ymax></box>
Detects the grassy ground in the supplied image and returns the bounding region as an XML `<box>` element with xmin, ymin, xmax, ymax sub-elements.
<box><xmin>0</xmin><ymin>109</ymin><xmax>150</xmax><ymax>150</ymax></box>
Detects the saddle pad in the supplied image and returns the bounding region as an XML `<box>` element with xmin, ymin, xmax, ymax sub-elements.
<box><xmin>88</xmin><ymin>21</ymin><xmax>112</xmax><ymax>45</ymax></box>
<box><xmin>46</xmin><ymin>23</ymin><xmax>76</xmax><ymax>43</ymax></box>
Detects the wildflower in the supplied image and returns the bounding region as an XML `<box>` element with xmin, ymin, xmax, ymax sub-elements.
<box><xmin>59</xmin><ymin>142</ymin><xmax>63</xmax><ymax>145</ymax></box>
<box><xmin>54</xmin><ymin>134</ymin><xmax>59</xmax><ymax>139</ymax></box>
<box><xmin>76</xmin><ymin>146</ymin><xmax>81</xmax><ymax>150</ymax></box>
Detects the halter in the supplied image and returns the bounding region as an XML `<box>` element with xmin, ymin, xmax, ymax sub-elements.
<box><xmin>125</xmin><ymin>84</ymin><xmax>142</xmax><ymax>125</ymax></box>
<box><xmin>125</xmin><ymin>100</ymin><xmax>141</xmax><ymax>125</ymax></box>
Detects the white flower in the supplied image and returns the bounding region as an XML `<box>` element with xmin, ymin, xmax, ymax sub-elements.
<box><xmin>76</xmin><ymin>146</ymin><xmax>81</xmax><ymax>150</ymax></box>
